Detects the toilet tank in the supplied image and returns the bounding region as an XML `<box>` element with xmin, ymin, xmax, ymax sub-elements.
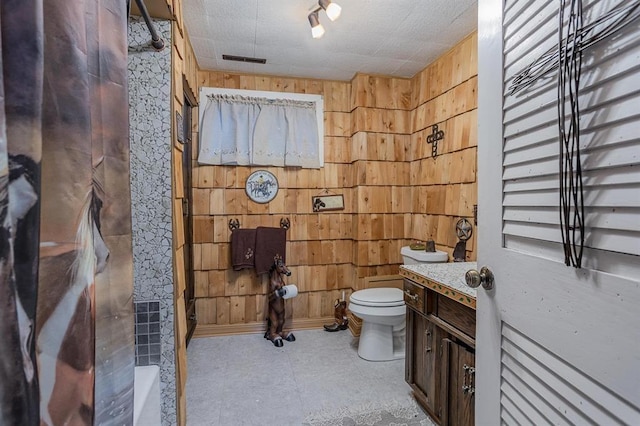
<box><xmin>401</xmin><ymin>246</ymin><xmax>448</xmax><ymax>264</ymax></box>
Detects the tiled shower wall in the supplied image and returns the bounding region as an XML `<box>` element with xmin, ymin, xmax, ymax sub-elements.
<box><xmin>128</xmin><ymin>17</ymin><xmax>176</xmax><ymax>426</ymax></box>
<box><xmin>135</xmin><ymin>300</ymin><xmax>162</xmax><ymax>366</ymax></box>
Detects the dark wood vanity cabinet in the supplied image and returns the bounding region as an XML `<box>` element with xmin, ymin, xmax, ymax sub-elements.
<box><xmin>404</xmin><ymin>278</ymin><xmax>476</xmax><ymax>426</ymax></box>
<box><xmin>406</xmin><ymin>310</ymin><xmax>443</xmax><ymax>418</ymax></box>
<box><xmin>441</xmin><ymin>338</ymin><xmax>475</xmax><ymax>426</ymax></box>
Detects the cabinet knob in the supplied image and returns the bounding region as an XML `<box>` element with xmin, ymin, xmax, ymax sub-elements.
<box><xmin>465</xmin><ymin>266</ymin><xmax>494</xmax><ymax>290</ymax></box>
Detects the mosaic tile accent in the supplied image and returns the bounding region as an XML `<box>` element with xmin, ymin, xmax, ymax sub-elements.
<box><xmin>135</xmin><ymin>301</ymin><xmax>162</xmax><ymax>366</ymax></box>
<box><xmin>128</xmin><ymin>17</ymin><xmax>176</xmax><ymax>426</ymax></box>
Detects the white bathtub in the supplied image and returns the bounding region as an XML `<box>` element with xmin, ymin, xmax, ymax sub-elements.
<box><xmin>134</xmin><ymin>365</ymin><xmax>161</xmax><ymax>426</ymax></box>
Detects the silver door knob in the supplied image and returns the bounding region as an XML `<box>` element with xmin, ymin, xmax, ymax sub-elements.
<box><xmin>465</xmin><ymin>266</ymin><xmax>494</xmax><ymax>290</ymax></box>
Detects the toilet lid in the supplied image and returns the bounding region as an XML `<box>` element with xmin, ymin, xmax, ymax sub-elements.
<box><xmin>350</xmin><ymin>288</ymin><xmax>404</xmax><ymax>307</ymax></box>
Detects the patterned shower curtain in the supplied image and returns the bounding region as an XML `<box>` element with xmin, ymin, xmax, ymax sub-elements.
<box><xmin>0</xmin><ymin>0</ymin><xmax>134</xmax><ymax>425</ymax></box>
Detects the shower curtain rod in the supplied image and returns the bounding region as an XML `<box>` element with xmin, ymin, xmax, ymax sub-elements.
<box><xmin>134</xmin><ymin>0</ymin><xmax>165</xmax><ymax>51</ymax></box>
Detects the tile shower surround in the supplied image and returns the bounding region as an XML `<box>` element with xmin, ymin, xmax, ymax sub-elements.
<box><xmin>128</xmin><ymin>17</ymin><xmax>175</xmax><ymax>426</ymax></box>
<box><xmin>135</xmin><ymin>301</ymin><xmax>162</xmax><ymax>366</ymax></box>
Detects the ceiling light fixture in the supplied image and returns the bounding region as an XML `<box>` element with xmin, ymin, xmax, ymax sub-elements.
<box><xmin>308</xmin><ymin>11</ymin><xmax>325</xmax><ymax>39</ymax></box>
<box><xmin>308</xmin><ymin>0</ymin><xmax>341</xmax><ymax>38</ymax></box>
<box><xmin>319</xmin><ymin>0</ymin><xmax>341</xmax><ymax>21</ymax></box>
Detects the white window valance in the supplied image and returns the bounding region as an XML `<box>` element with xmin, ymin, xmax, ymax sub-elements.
<box><xmin>198</xmin><ymin>88</ymin><xmax>324</xmax><ymax>168</ymax></box>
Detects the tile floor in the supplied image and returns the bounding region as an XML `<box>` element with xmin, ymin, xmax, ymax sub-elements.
<box><xmin>186</xmin><ymin>328</ymin><xmax>433</xmax><ymax>425</ymax></box>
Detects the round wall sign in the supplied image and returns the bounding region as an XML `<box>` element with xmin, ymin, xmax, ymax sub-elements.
<box><xmin>245</xmin><ymin>170</ymin><xmax>279</xmax><ymax>203</ymax></box>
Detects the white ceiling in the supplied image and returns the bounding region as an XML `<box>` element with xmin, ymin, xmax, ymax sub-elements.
<box><xmin>183</xmin><ymin>0</ymin><xmax>478</xmax><ymax>81</ymax></box>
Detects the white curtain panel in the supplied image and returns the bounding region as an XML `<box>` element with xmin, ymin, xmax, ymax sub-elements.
<box><xmin>199</xmin><ymin>94</ymin><xmax>320</xmax><ymax>168</ymax></box>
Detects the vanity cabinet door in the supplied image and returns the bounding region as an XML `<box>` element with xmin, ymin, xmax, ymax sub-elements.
<box><xmin>441</xmin><ymin>338</ymin><xmax>475</xmax><ymax>426</ymax></box>
<box><xmin>405</xmin><ymin>308</ymin><xmax>442</xmax><ymax>423</ymax></box>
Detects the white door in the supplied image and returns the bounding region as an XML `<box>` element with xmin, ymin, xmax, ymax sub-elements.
<box><xmin>476</xmin><ymin>0</ymin><xmax>640</xmax><ymax>424</ymax></box>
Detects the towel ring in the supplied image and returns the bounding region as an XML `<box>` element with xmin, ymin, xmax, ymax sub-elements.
<box><xmin>280</xmin><ymin>218</ymin><xmax>290</xmax><ymax>230</ymax></box>
<box><xmin>229</xmin><ymin>218</ymin><xmax>240</xmax><ymax>231</ymax></box>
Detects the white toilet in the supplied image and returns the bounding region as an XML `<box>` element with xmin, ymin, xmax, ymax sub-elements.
<box><xmin>349</xmin><ymin>246</ymin><xmax>448</xmax><ymax>361</ymax></box>
<box><xmin>349</xmin><ymin>288</ymin><xmax>406</xmax><ymax>361</ymax></box>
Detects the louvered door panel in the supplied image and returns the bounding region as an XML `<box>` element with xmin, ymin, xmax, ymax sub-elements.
<box><xmin>500</xmin><ymin>324</ymin><xmax>640</xmax><ymax>425</ymax></box>
<box><xmin>476</xmin><ymin>0</ymin><xmax>640</xmax><ymax>422</ymax></box>
<box><xmin>501</xmin><ymin>0</ymin><xmax>640</xmax><ymax>273</ymax></box>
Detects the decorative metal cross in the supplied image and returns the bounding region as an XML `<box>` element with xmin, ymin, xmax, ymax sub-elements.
<box><xmin>506</xmin><ymin>2</ymin><xmax>639</xmax><ymax>268</ymax></box>
<box><xmin>508</xmin><ymin>3</ymin><xmax>639</xmax><ymax>95</ymax></box>
<box><xmin>426</xmin><ymin>124</ymin><xmax>445</xmax><ymax>158</ymax></box>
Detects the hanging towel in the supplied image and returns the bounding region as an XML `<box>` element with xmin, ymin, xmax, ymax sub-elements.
<box><xmin>231</xmin><ymin>229</ymin><xmax>257</xmax><ymax>271</ymax></box>
<box><xmin>254</xmin><ymin>227</ymin><xmax>287</xmax><ymax>275</ymax></box>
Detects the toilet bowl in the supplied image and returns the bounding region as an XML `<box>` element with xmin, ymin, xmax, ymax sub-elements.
<box><xmin>349</xmin><ymin>288</ymin><xmax>406</xmax><ymax>361</ymax></box>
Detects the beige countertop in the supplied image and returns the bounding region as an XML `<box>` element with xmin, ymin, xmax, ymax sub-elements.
<box><xmin>399</xmin><ymin>262</ymin><xmax>477</xmax><ymax>309</ymax></box>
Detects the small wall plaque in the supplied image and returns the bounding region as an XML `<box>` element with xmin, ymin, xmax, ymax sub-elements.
<box><xmin>245</xmin><ymin>170</ymin><xmax>278</xmax><ymax>203</ymax></box>
<box><xmin>312</xmin><ymin>195</ymin><xmax>344</xmax><ymax>212</ymax></box>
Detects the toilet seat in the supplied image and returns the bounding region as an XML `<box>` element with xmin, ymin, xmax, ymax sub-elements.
<box><xmin>350</xmin><ymin>288</ymin><xmax>404</xmax><ymax>307</ymax></box>
<box><xmin>348</xmin><ymin>287</ymin><xmax>406</xmax><ymax>361</ymax></box>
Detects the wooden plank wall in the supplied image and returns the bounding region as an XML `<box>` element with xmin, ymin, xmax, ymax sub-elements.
<box><xmin>191</xmin><ymin>73</ymin><xmax>355</xmax><ymax>335</ymax></box>
<box><xmin>189</xmin><ymin>32</ymin><xmax>478</xmax><ymax>335</ymax></box>
<box><xmin>350</xmin><ymin>74</ymin><xmax>413</xmax><ymax>286</ymax></box>
<box><xmin>169</xmin><ymin>1</ymin><xmax>197</xmax><ymax>422</ymax></box>
<box><xmin>410</xmin><ymin>32</ymin><xmax>478</xmax><ymax>260</ymax></box>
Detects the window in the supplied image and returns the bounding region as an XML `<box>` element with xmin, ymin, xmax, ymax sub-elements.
<box><xmin>198</xmin><ymin>88</ymin><xmax>324</xmax><ymax>168</ymax></box>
